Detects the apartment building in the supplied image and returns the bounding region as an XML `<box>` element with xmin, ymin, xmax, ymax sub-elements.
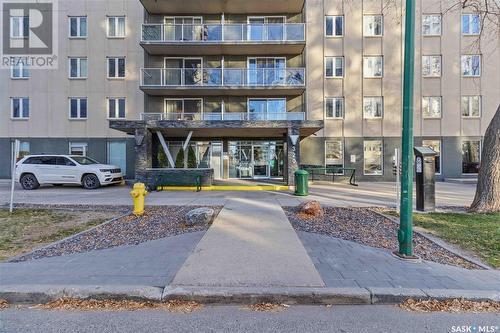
<box><xmin>0</xmin><ymin>0</ymin><xmax>144</xmax><ymax>179</ymax></box>
<box><xmin>1</xmin><ymin>0</ymin><xmax>498</xmax><ymax>184</ymax></box>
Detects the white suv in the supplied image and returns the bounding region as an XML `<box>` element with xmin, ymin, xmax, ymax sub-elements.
<box><xmin>15</xmin><ymin>155</ymin><xmax>124</xmax><ymax>190</ymax></box>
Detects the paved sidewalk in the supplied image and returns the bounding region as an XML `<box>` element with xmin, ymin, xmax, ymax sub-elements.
<box><xmin>299</xmin><ymin>232</ymin><xmax>500</xmax><ymax>290</ymax></box>
<box><xmin>0</xmin><ymin>232</ymin><xmax>204</xmax><ymax>287</ymax></box>
<box><xmin>171</xmin><ymin>198</ymin><xmax>324</xmax><ymax>287</ymax></box>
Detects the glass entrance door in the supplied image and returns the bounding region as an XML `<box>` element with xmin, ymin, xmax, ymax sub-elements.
<box><xmin>252</xmin><ymin>144</ymin><xmax>269</xmax><ymax>178</ymax></box>
<box><xmin>228</xmin><ymin>141</ymin><xmax>283</xmax><ymax>179</ymax></box>
<box><xmin>238</xmin><ymin>144</ymin><xmax>253</xmax><ymax>178</ymax></box>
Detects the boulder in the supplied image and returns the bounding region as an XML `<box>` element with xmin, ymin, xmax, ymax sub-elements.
<box><xmin>298</xmin><ymin>200</ymin><xmax>324</xmax><ymax>217</ymax></box>
<box><xmin>185</xmin><ymin>207</ymin><xmax>215</xmax><ymax>226</ymax></box>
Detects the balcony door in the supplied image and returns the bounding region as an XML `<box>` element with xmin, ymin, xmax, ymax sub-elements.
<box><xmin>248</xmin><ymin>98</ymin><xmax>286</xmax><ymax>120</ymax></box>
<box><xmin>164</xmin><ymin>57</ymin><xmax>202</xmax><ymax>86</ymax></box>
<box><xmin>164</xmin><ymin>16</ymin><xmax>202</xmax><ymax>41</ymax></box>
<box><xmin>164</xmin><ymin>98</ymin><xmax>203</xmax><ymax>120</ymax></box>
<box><xmin>247</xmin><ymin>16</ymin><xmax>285</xmax><ymax>41</ymax></box>
<box><xmin>248</xmin><ymin>57</ymin><xmax>286</xmax><ymax>85</ymax></box>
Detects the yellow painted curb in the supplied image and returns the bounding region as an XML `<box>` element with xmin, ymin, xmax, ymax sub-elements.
<box><xmin>157</xmin><ymin>185</ymin><xmax>290</xmax><ymax>191</ymax></box>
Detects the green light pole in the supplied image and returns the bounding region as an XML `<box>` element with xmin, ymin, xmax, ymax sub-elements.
<box><xmin>398</xmin><ymin>0</ymin><xmax>416</xmax><ymax>257</ymax></box>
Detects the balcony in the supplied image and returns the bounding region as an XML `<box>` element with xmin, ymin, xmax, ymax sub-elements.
<box><xmin>141</xmin><ymin>112</ymin><xmax>306</xmax><ymax>121</ymax></box>
<box><xmin>140</xmin><ymin>68</ymin><xmax>306</xmax><ymax>96</ymax></box>
<box><xmin>140</xmin><ymin>0</ymin><xmax>305</xmax><ymax>15</ymax></box>
<box><xmin>141</xmin><ymin>23</ymin><xmax>305</xmax><ymax>55</ymax></box>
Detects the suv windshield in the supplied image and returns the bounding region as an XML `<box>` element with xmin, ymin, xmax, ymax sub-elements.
<box><xmin>71</xmin><ymin>156</ymin><xmax>100</xmax><ymax>165</ymax></box>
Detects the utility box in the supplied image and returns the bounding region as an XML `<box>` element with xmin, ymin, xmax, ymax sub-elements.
<box><xmin>414</xmin><ymin>147</ymin><xmax>438</xmax><ymax>212</ymax></box>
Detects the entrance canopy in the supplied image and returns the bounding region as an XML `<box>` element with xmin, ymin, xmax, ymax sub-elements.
<box><xmin>109</xmin><ymin>119</ymin><xmax>323</xmax><ymax>139</ymax></box>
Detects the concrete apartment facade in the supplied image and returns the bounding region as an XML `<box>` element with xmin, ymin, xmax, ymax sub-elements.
<box><xmin>1</xmin><ymin>0</ymin><xmax>498</xmax><ymax>183</ymax></box>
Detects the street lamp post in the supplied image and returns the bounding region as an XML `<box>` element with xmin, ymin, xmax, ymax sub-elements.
<box><xmin>398</xmin><ymin>0</ymin><xmax>416</xmax><ymax>257</ymax></box>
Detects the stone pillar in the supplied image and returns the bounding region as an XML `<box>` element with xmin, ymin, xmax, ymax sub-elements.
<box><xmin>286</xmin><ymin>126</ymin><xmax>301</xmax><ymax>186</ymax></box>
<box><xmin>134</xmin><ymin>127</ymin><xmax>152</xmax><ymax>183</ymax></box>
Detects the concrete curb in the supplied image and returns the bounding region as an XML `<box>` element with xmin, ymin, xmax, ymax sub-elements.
<box><xmin>162</xmin><ymin>286</ymin><xmax>371</xmax><ymax>305</ymax></box>
<box><xmin>0</xmin><ymin>285</ymin><xmax>163</xmax><ymax>304</ymax></box>
<box><xmin>1</xmin><ymin>285</ymin><xmax>498</xmax><ymax>305</ymax></box>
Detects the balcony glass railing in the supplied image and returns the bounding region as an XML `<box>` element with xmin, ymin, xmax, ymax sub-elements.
<box><xmin>142</xmin><ymin>23</ymin><xmax>305</xmax><ymax>42</ymax></box>
<box><xmin>141</xmin><ymin>68</ymin><xmax>305</xmax><ymax>87</ymax></box>
<box><xmin>140</xmin><ymin>112</ymin><xmax>305</xmax><ymax>121</ymax></box>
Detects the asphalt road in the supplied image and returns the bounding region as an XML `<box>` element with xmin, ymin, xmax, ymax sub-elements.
<box><xmin>1</xmin><ymin>305</ymin><xmax>498</xmax><ymax>333</ymax></box>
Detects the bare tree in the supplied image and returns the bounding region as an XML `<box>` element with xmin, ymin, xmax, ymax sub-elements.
<box><xmin>469</xmin><ymin>105</ymin><xmax>500</xmax><ymax>212</ymax></box>
<box><xmin>457</xmin><ymin>1</ymin><xmax>500</xmax><ymax>212</ymax></box>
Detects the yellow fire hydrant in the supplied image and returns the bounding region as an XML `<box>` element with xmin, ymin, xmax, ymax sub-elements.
<box><xmin>130</xmin><ymin>183</ymin><xmax>148</xmax><ymax>216</ymax></box>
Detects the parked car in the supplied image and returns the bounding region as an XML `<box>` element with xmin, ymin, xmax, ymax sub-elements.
<box><xmin>15</xmin><ymin>155</ymin><xmax>123</xmax><ymax>190</ymax></box>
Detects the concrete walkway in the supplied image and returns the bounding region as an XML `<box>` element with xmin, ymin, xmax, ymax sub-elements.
<box><xmin>171</xmin><ymin>198</ymin><xmax>324</xmax><ymax>287</ymax></box>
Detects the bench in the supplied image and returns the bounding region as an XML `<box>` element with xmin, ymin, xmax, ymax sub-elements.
<box><xmin>304</xmin><ymin>167</ymin><xmax>358</xmax><ymax>186</ymax></box>
<box><xmin>144</xmin><ymin>168</ymin><xmax>214</xmax><ymax>192</ymax></box>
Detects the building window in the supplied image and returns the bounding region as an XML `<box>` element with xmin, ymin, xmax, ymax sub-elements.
<box><xmin>69</xmin><ymin>142</ymin><xmax>88</xmax><ymax>156</ymax></box>
<box><xmin>462</xmin><ymin>140</ymin><xmax>480</xmax><ymax>174</ymax></box>
<box><xmin>10</xmin><ymin>15</ymin><xmax>28</xmax><ymax>38</ymax></box>
<box><xmin>11</xmin><ymin>98</ymin><xmax>29</xmax><ymax>119</ymax></box>
<box><xmin>325</xmin><ymin>140</ymin><xmax>344</xmax><ymax>174</ymax></box>
<box><xmin>364</xmin><ymin>140</ymin><xmax>383</xmax><ymax>175</ymax></box>
<box><xmin>363</xmin><ymin>97</ymin><xmax>383</xmax><ymax>119</ymax></box>
<box><xmin>69</xmin><ymin>57</ymin><xmax>87</xmax><ymax>78</ymax></box>
<box><xmin>325</xmin><ymin>97</ymin><xmax>344</xmax><ymax>119</ymax></box>
<box><xmin>462</xmin><ymin>13</ymin><xmax>480</xmax><ymax>35</ymax></box>
<box><xmin>461</xmin><ymin>96</ymin><xmax>481</xmax><ymax>117</ymax></box>
<box><xmin>363</xmin><ymin>15</ymin><xmax>383</xmax><ymax>36</ymax></box>
<box><xmin>107</xmin><ymin>57</ymin><xmax>126</xmax><ymax>78</ymax></box>
<box><xmin>11</xmin><ymin>60</ymin><xmax>29</xmax><ymax>79</ymax></box>
<box><xmin>422</xmin><ymin>55</ymin><xmax>441</xmax><ymax>77</ymax></box>
<box><xmin>69</xmin><ymin>16</ymin><xmax>87</xmax><ymax>38</ymax></box>
<box><xmin>422</xmin><ymin>96</ymin><xmax>442</xmax><ymax>118</ymax></box>
<box><xmin>14</xmin><ymin>141</ymin><xmax>31</xmax><ymax>161</ymax></box>
<box><xmin>363</xmin><ymin>56</ymin><xmax>383</xmax><ymax>78</ymax></box>
<box><xmin>325</xmin><ymin>57</ymin><xmax>344</xmax><ymax>78</ymax></box>
<box><xmin>107</xmin><ymin>16</ymin><xmax>126</xmax><ymax>38</ymax></box>
<box><xmin>461</xmin><ymin>55</ymin><xmax>481</xmax><ymax>77</ymax></box>
<box><xmin>325</xmin><ymin>16</ymin><xmax>343</xmax><ymax>37</ymax></box>
<box><xmin>422</xmin><ymin>140</ymin><xmax>441</xmax><ymax>174</ymax></box>
<box><xmin>108</xmin><ymin>98</ymin><xmax>126</xmax><ymax>119</ymax></box>
<box><xmin>69</xmin><ymin>98</ymin><xmax>87</xmax><ymax>119</ymax></box>
<box><xmin>422</xmin><ymin>15</ymin><xmax>442</xmax><ymax>36</ymax></box>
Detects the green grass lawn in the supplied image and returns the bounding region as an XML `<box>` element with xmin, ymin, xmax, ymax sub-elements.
<box><xmin>0</xmin><ymin>209</ymin><xmax>115</xmax><ymax>261</ymax></box>
<box><xmin>385</xmin><ymin>211</ymin><xmax>500</xmax><ymax>268</ymax></box>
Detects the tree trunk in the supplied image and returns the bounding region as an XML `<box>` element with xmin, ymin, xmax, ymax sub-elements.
<box><xmin>469</xmin><ymin>104</ymin><xmax>500</xmax><ymax>213</ymax></box>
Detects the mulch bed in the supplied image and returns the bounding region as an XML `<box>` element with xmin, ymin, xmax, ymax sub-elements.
<box><xmin>35</xmin><ymin>298</ymin><xmax>203</xmax><ymax>313</ymax></box>
<box><xmin>284</xmin><ymin>206</ymin><xmax>482</xmax><ymax>270</ymax></box>
<box><xmin>400</xmin><ymin>299</ymin><xmax>500</xmax><ymax>313</ymax></box>
<box><xmin>12</xmin><ymin>206</ymin><xmax>222</xmax><ymax>262</ymax></box>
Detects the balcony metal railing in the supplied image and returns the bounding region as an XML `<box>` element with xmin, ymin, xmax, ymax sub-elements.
<box><xmin>140</xmin><ymin>112</ymin><xmax>306</xmax><ymax>121</ymax></box>
<box><xmin>142</xmin><ymin>23</ymin><xmax>305</xmax><ymax>43</ymax></box>
<box><xmin>141</xmin><ymin>68</ymin><xmax>305</xmax><ymax>87</ymax></box>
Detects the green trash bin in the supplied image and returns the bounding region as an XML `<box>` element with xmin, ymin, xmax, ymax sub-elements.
<box><xmin>294</xmin><ymin>170</ymin><xmax>309</xmax><ymax>196</ymax></box>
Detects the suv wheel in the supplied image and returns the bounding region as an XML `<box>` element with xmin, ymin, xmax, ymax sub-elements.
<box><xmin>20</xmin><ymin>174</ymin><xmax>40</xmax><ymax>190</ymax></box>
<box><xmin>82</xmin><ymin>174</ymin><xmax>101</xmax><ymax>190</ymax></box>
